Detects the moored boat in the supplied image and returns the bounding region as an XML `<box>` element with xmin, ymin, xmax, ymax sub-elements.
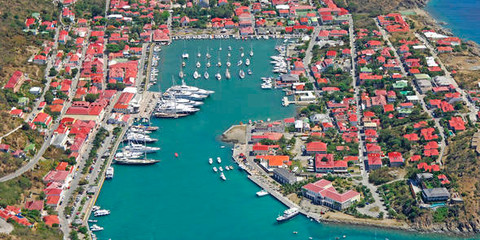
<box><xmin>276</xmin><ymin>208</ymin><xmax>299</xmax><ymax>222</ymax></box>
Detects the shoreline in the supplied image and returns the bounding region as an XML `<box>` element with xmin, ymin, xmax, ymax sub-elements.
<box><xmin>225</xmin><ymin>125</ymin><xmax>479</xmax><ymax>237</ymax></box>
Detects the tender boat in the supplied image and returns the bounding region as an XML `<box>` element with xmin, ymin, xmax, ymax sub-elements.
<box><xmin>193</xmin><ymin>70</ymin><xmax>200</xmax><ymax>79</ymax></box>
<box><xmin>213</xmin><ymin>166</ymin><xmax>218</xmax><ymax>172</ymax></box>
<box><xmin>276</xmin><ymin>208</ymin><xmax>299</xmax><ymax>222</ymax></box>
<box><xmin>256</xmin><ymin>190</ymin><xmax>269</xmax><ymax>197</ymax></box>
<box><xmin>105</xmin><ymin>167</ymin><xmax>114</xmax><ymax>179</ymax></box>
<box><xmin>239</xmin><ymin>70</ymin><xmax>245</xmax><ymax>79</ymax></box>
<box><xmin>220</xmin><ymin>172</ymin><xmax>226</xmax><ymax>181</ymax></box>
<box><xmin>209</xmin><ymin>158</ymin><xmax>213</xmax><ymax>164</ymax></box>
<box><xmin>92</xmin><ymin>206</ymin><xmax>101</xmax><ymax>212</ymax></box>
<box><xmin>225</xmin><ymin>69</ymin><xmax>231</xmax><ymax>79</ymax></box>
<box><xmin>217</xmin><ymin>157</ymin><xmax>222</xmax><ymax>163</ymax></box>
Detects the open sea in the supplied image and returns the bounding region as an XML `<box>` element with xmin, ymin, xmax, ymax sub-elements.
<box><xmin>92</xmin><ymin>39</ymin><xmax>478</xmax><ymax>239</ymax></box>
<box><xmin>426</xmin><ymin>0</ymin><xmax>480</xmax><ymax>44</ymax></box>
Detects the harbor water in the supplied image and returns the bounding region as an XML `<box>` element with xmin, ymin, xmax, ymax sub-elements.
<box><xmin>93</xmin><ymin>39</ymin><xmax>474</xmax><ymax>240</ymax></box>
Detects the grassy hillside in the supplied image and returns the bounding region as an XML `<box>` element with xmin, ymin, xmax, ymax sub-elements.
<box><xmin>0</xmin><ymin>0</ymin><xmax>58</xmax><ymax>83</ymax></box>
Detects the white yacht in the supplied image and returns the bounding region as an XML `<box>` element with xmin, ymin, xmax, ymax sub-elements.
<box><xmin>204</xmin><ymin>71</ymin><xmax>209</xmax><ymax>79</ymax></box>
<box><xmin>220</xmin><ymin>172</ymin><xmax>226</xmax><ymax>181</ymax></box>
<box><xmin>168</xmin><ymin>80</ymin><xmax>215</xmax><ymax>95</ymax></box>
<box><xmin>193</xmin><ymin>70</ymin><xmax>200</xmax><ymax>79</ymax></box>
<box><xmin>276</xmin><ymin>208</ymin><xmax>299</xmax><ymax>222</ymax></box>
<box><xmin>245</xmin><ymin>58</ymin><xmax>250</xmax><ymax>66</ymax></box>
<box><xmin>115</xmin><ymin>151</ymin><xmax>143</xmax><ymax>159</ymax></box>
<box><xmin>213</xmin><ymin>166</ymin><xmax>218</xmax><ymax>172</ymax></box>
<box><xmin>217</xmin><ymin>157</ymin><xmax>222</xmax><ymax>163</ymax></box>
<box><xmin>125</xmin><ymin>143</ymin><xmax>160</xmax><ymax>153</ymax></box>
<box><xmin>209</xmin><ymin>158</ymin><xmax>213</xmax><ymax>164</ymax></box>
<box><xmin>215</xmin><ymin>72</ymin><xmax>222</xmax><ymax>80</ymax></box>
<box><xmin>239</xmin><ymin>70</ymin><xmax>245</xmax><ymax>79</ymax></box>
<box><xmin>90</xmin><ymin>224</ymin><xmax>104</xmax><ymax>232</ymax></box>
<box><xmin>94</xmin><ymin>209</ymin><xmax>111</xmax><ymax>217</ymax></box>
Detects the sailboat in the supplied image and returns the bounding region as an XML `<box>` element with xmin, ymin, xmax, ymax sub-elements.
<box><xmin>239</xmin><ymin>69</ymin><xmax>245</xmax><ymax>79</ymax></box>
<box><xmin>249</xmin><ymin>44</ymin><xmax>254</xmax><ymax>57</ymax></box>
<box><xmin>196</xmin><ymin>61</ymin><xmax>201</xmax><ymax>68</ymax></box>
<box><xmin>206</xmin><ymin>61</ymin><xmax>211</xmax><ymax>68</ymax></box>
<box><xmin>182</xmin><ymin>61</ymin><xmax>186</xmax><ymax>67</ymax></box>
<box><xmin>219</xmin><ymin>41</ymin><xmax>222</xmax><ymax>51</ymax></box>
<box><xmin>204</xmin><ymin>70</ymin><xmax>209</xmax><ymax>79</ymax></box>
<box><xmin>225</xmin><ymin>68</ymin><xmax>231</xmax><ymax>79</ymax></box>
<box><xmin>245</xmin><ymin>58</ymin><xmax>250</xmax><ymax>66</ymax></box>
<box><xmin>179</xmin><ymin>69</ymin><xmax>184</xmax><ymax>79</ymax></box>
<box><xmin>215</xmin><ymin>72</ymin><xmax>222</xmax><ymax>80</ymax></box>
<box><xmin>240</xmin><ymin>47</ymin><xmax>244</xmax><ymax>57</ymax></box>
<box><xmin>226</xmin><ymin>57</ymin><xmax>231</xmax><ymax>67</ymax></box>
<box><xmin>217</xmin><ymin>55</ymin><xmax>222</xmax><ymax>67</ymax></box>
<box><xmin>197</xmin><ymin>48</ymin><xmax>201</xmax><ymax>58</ymax></box>
<box><xmin>227</xmin><ymin>52</ymin><xmax>231</xmax><ymax>57</ymax></box>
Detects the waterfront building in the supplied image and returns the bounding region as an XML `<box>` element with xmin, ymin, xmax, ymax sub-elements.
<box><xmin>302</xmin><ymin>179</ymin><xmax>360</xmax><ymax>210</ymax></box>
<box><xmin>273</xmin><ymin>168</ymin><xmax>297</xmax><ymax>185</ymax></box>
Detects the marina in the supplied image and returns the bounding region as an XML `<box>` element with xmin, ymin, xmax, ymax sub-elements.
<box><xmin>91</xmin><ymin>40</ymin><xmax>454</xmax><ymax>240</ymax></box>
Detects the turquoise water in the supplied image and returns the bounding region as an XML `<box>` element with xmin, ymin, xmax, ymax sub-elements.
<box><xmin>426</xmin><ymin>0</ymin><xmax>480</xmax><ymax>44</ymax></box>
<box><xmin>93</xmin><ymin>39</ymin><xmax>476</xmax><ymax>240</ymax></box>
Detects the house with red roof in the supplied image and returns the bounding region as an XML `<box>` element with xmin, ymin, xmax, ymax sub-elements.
<box><xmin>388</xmin><ymin>152</ymin><xmax>404</xmax><ymax>167</ymax></box>
<box><xmin>448</xmin><ymin>116</ymin><xmax>465</xmax><ymax>132</ymax></box>
<box><xmin>315</xmin><ymin>154</ymin><xmax>347</xmax><ymax>173</ymax></box>
<box><xmin>43</xmin><ymin>215</ymin><xmax>60</xmax><ymax>227</ymax></box>
<box><xmin>251</xmin><ymin>143</ymin><xmax>279</xmax><ymax>155</ymax></box>
<box><xmin>4</xmin><ymin>71</ymin><xmax>26</xmax><ymax>93</ymax></box>
<box><xmin>306</xmin><ymin>141</ymin><xmax>327</xmax><ymax>155</ymax></box>
<box><xmin>9</xmin><ymin>108</ymin><xmax>24</xmax><ymax>118</ymax></box>
<box><xmin>367</xmin><ymin>153</ymin><xmax>382</xmax><ymax>170</ymax></box>
<box><xmin>256</xmin><ymin>155</ymin><xmax>290</xmax><ymax>170</ymax></box>
<box><xmin>302</xmin><ymin>179</ymin><xmax>360</xmax><ymax>210</ymax></box>
<box><xmin>33</xmin><ymin>112</ymin><xmax>53</xmax><ymax>128</ymax></box>
<box><xmin>25</xmin><ymin>200</ymin><xmax>44</xmax><ymax>211</ymax></box>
